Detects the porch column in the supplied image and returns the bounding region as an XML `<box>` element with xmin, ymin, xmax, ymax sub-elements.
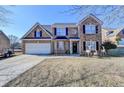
<box><xmin>70</xmin><ymin>40</ymin><xmax>72</xmax><ymax>54</ymax></box>
<box><xmin>54</xmin><ymin>41</ymin><xmax>57</xmax><ymax>54</ymax></box>
<box><xmin>79</xmin><ymin>40</ymin><xmax>82</xmax><ymax>54</ymax></box>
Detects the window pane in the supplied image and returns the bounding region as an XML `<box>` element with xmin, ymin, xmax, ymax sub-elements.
<box><xmin>56</xmin><ymin>28</ymin><xmax>66</xmax><ymax>36</ymax></box>
<box><xmin>107</xmin><ymin>31</ymin><xmax>114</xmax><ymax>35</ymax></box>
<box><xmin>58</xmin><ymin>41</ymin><xmax>64</xmax><ymax>50</ymax></box>
<box><xmin>36</xmin><ymin>31</ymin><xmax>41</xmax><ymax>38</ymax></box>
<box><xmin>86</xmin><ymin>41</ymin><xmax>96</xmax><ymax>50</ymax></box>
<box><xmin>85</xmin><ymin>25</ymin><xmax>96</xmax><ymax>34</ymax></box>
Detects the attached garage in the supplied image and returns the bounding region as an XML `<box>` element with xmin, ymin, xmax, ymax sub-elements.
<box><xmin>25</xmin><ymin>43</ymin><xmax>51</xmax><ymax>54</ymax></box>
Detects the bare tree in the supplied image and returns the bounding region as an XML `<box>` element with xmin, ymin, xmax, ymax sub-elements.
<box><xmin>64</xmin><ymin>5</ymin><xmax>124</xmax><ymax>28</ymax></box>
<box><xmin>0</xmin><ymin>6</ymin><xmax>12</xmax><ymax>26</ymax></box>
<box><xmin>8</xmin><ymin>35</ymin><xmax>19</xmax><ymax>53</ymax></box>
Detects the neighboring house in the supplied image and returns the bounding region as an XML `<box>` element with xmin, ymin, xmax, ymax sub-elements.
<box><xmin>116</xmin><ymin>28</ymin><xmax>124</xmax><ymax>47</ymax></box>
<box><xmin>102</xmin><ymin>27</ymin><xmax>124</xmax><ymax>46</ymax></box>
<box><xmin>102</xmin><ymin>28</ymin><xmax>118</xmax><ymax>43</ymax></box>
<box><xmin>21</xmin><ymin>14</ymin><xmax>103</xmax><ymax>55</ymax></box>
<box><xmin>0</xmin><ymin>31</ymin><xmax>10</xmax><ymax>52</ymax></box>
<box><xmin>102</xmin><ymin>27</ymin><xmax>124</xmax><ymax>55</ymax></box>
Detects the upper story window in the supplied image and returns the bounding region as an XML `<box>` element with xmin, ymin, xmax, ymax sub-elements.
<box><xmin>85</xmin><ymin>25</ymin><xmax>96</xmax><ymax>34</ymax></box>
<box><xmin>71</xmin><ymin>29</ymin><xmax>77</xmax><ymax>35</ymax></box>
<box><xmin>35</xmin><ymin>31</ymin><xmax>42</xmax><ymax>38</ymax></box>
<box><xmin>56</xmin><ymin>28</ymin><xmax>66</xmax><ymax>36</ymax></box>
<box><xmin>107</xmin><ymin>31</ymin><xmax>114</xmax><ymax>36</ymax></box>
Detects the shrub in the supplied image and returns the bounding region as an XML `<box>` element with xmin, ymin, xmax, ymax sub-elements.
<box><xmin>65</xmin><ymin>50</ymin><xmax>70</xmax><ymax>54</ymax></box>
<box><xmin>116</xmin><ymin>36</ymin><xmax>121</xmax><ymax>45</ymax></box>
<box><xmin>102</xmin><ymin>41</ymin><xmax>117</xmax><ymax>53</ymax></box>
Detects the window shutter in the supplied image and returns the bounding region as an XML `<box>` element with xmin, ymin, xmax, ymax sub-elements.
<box><xmin>34</xmin><ymin>31</ymin><xmax>36</xmax><ymax>38</ymax></box>
<box><xmin>54</xmin><ymin>28</ymin><xmax>56</xmax><ymax>35</ymax></box>
<box><xmin>66</xmin><ymin>27</ymin><xmax>68</xmax><ymax>35</ymax></box>
<box><xmin>83</xmin><ymin>25</ymin><xmax>85</xmax><ymax>34</ymax></box>
<box><xmin>96</xmin><ymin>41</ymin><xmax>99</xmax><ymax>50</ymax></box>
<box><xmin>40</xmin><ymin>31</ymin><xmax>42</xmax><ymax>37</ymax></box>
<box><xmin>83</xmin><ymin>41</ymin><xmax>86</xmax><ymax>51</ymax></box>
<box><xmin>96</xmin><ymin>25</ymin><xmax>98</xmax><ymax>33</ymax></box>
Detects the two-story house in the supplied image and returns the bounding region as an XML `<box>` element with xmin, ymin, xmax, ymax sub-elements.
<box><xmin>21</xmin><ymin>14</ymin><xmax>103</xmax><ymax>55</ymax></box>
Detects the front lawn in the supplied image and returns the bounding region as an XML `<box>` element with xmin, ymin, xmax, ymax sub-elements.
<box><xmin>4</xmin><ymin>57</ymin><xmax>124</xmax><ymax>87</ymax></box>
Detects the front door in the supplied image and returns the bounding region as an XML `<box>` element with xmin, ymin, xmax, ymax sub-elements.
<box><xmin>72</xmin><ymin>42</ymin><xmax>78</xmax><ymax>54</ymax></box>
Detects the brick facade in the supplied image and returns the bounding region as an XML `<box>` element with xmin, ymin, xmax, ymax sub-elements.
<box><xmin>22</xmin><ymin>14</ymin><xmax>103</xmax><ymax>55</ymax></box>
<box><xmin>79</xmin><ymin>16</ymin><xmax>102</xmax><ymax>54</ymax></box>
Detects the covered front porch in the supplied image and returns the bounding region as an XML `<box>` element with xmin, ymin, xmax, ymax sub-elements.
<box><xmin>53</xmin><ymin>39</ymin><xmax>79</xmax><ymax>54</ymax></box>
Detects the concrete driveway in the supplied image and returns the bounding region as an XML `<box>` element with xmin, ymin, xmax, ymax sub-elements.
<box><xmin>0</xmin><ymin>55</ymin><xmax>47</xmax><ymax>87</ymax></box>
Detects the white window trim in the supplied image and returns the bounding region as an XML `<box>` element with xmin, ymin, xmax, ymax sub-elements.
<box><xmin>56</xmin><ymin>28</ymin><xmax>66</xmax><ymax>36</ymax></box>
<box><xmin>35</xmin><ymin>31</ymin><xmax>41</xmax><ymax>38</ymax></box>
<box><xmin>86</xmin><ymin>41</ymin><xmax>96</xmax><ymax>50</ymax></box>
<box><xmin>85</xmin><ymin>24</ymin><xmax>96</xmax><ymax>34</ymax></box>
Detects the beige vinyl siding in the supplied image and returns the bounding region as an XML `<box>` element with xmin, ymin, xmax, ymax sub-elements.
<box><xmin>0</xmin><ymin>33</ymin><xmax>10</xmax><ymax>51</ymax></box>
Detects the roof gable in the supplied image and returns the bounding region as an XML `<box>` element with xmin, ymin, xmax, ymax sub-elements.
<box><xmin>52</xmin><ymin>23</ymin><xmax>77</xmax><ymax>28</ymax></box>
<box><xmin>21</xmin><ymin>23</ymin><xmax>53</xmax><ymax>39</ymax></box>
<box><xmin>79</xmin><ymin>14</ymin><xmax>103</xmax><ymax>25</ymax></box>
<box><xmin>102</xmin><ymin>28</ymin><xmax>121</xmax><ymax>37</ymax></box>
<box><xmin>0</xmin><ymin>30</ymin><xmax>10</xmax><ymax>41</ymax></box>
<box><xmin>115</xmin><ymin>27</ymin><xmax>124</xmax><ymax>36</ymax></box>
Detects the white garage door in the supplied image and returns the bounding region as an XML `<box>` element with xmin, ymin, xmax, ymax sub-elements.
<box><xmin>25</xmin><ymin>43</ymin><xmax>51</xmax><ymax>54</ymax></box>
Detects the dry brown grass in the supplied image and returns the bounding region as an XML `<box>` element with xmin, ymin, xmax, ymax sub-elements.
<box><xmin>4</xmin><ymin>57</ymin><xmax>124</xmax><ymax>87</ymax></box>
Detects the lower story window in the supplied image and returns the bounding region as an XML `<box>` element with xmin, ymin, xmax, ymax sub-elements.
<box><xmin>86</xmin><ymin>41</ymin><xmax>96</xmax><ymax>50</ymax></box>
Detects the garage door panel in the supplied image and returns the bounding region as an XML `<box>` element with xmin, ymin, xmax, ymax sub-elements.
<box><xmin>25</xmin><ymin>43</ymin><xmax>51</xmax><ymax>54</ymax></box>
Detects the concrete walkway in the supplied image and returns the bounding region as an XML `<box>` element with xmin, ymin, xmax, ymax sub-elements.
<box><xmin>0</xmin><ymin>54</ymin><xmax>81</xmax><ymax>87</ymax></box>
<box><xmin>0</xmin><ymin>55</ymin><xmax>47</xmax><ymax>87</ymax></box>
